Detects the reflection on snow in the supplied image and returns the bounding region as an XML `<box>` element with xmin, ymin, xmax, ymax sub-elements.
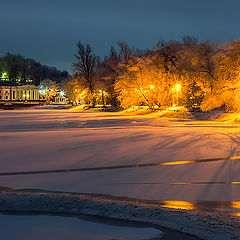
<box><xmin>161</xmin><ymin>160</ymin><xmax>195</xmax><ymax>165</ymax></box>
<box><xmin>231</xmin><ymin>202</ymin><xmax>240</xmax><ymax>216</ymax></box>
<box><xmin>162</xmin><ymin>201</ymin><xmax>194</xmax><ymax>210</ymax></box>
<box><xmin>160</xmin><ymin>200</ymin><xmax>240</xmax><ymax>217</ymax></box>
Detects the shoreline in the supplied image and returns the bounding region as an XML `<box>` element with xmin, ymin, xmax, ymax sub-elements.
<box><xmin>0</xmin><ymin>188</ymin><xmax>239</xmax><ymax>240</ymax></box>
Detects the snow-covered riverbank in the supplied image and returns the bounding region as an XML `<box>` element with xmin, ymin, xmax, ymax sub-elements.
<box><xmin>0</xmin><ymin>188</ymin><xmax>239</xmax><ymax>240</ymax></box>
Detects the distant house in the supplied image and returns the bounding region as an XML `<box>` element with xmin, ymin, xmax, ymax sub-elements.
<box><xmin>0</xmin><ymin>83</ymin><xmax>39</xmax><ymax>101</ymax></box>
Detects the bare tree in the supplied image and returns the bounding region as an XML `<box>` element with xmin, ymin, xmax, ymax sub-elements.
<box><xmin>72</xmin><ymin>41</ymin><xmax>99</xmax><ymax>106</ymax></box>
<box><xmin>181</xmin><ymin>35</ymin><xmax>198</xmax><ymax>47</ymax></box>
<box><xmin>117</xmin><ymin>41</ymin><xmax>135</xmax><ymax>61</ymax></box>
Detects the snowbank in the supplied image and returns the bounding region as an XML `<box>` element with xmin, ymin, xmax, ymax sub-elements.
<box><xmin>0</xmin><ymin>189</ymin><xmax>239</xmax><ymax>240</ymax></box>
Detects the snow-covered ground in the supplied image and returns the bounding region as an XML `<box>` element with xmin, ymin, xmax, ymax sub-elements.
<box><xmin>1</xmin><ymin>108</ymin><xmax>240</xmax><ymax>239</ymax></box>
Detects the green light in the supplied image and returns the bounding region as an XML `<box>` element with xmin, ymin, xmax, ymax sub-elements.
<box><xmin>1</xmin><ymin>72</ymin><xmax>8</xmax><ymax>80</ymax></box>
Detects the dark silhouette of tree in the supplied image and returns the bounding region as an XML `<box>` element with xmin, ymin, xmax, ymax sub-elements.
<box><xmin>117</xmin><ymin>41</ymin><xmax>135</xmax><ymax>61</ymax></box>
<box><xmin>72</xmin><ymin>41</ymin><xmax>100</xmax><ymax>106</ymax></box>
<box><xmin>181</xmin><ymin>35</ymin><xmax>198</xmax><ymax>47</ymax></box>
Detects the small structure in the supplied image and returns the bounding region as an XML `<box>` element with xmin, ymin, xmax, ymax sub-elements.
<box><xmin>54</xmin><ymin>94</ymin><xmax>68</xmax><ymax>104</ymax></box>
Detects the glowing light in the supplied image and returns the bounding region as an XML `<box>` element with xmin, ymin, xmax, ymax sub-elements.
<box><xmin>150</xmin><ymin>85</ymin><xmax>154</xmax><ymax>89</ymax></box>
<box><xmin>60</xmin><ymin>91</ymin><xmax>64</xmax><ymax>96</ymax></box>
<box><xmin>173</xmin><ymin>84</ymin><xmax>182</xmax><ymax>107</ymax></box>
<box><xmin>1</xmin><ymin>72</ymin><xmax>8</xmax><ymax>80</ymax></box>
<box><xmin>175</xmin><ymin>84</ymin><xmax>181</xmax><ymax>89</ymax></box>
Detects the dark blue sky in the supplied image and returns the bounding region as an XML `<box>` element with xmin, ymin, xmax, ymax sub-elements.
<box><xmin>1</xmin><ymin>0</ymin><xmax>240</xmax><ymax>73</ymax></box>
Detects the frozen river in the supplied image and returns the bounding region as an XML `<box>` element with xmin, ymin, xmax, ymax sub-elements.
<box><xmin>1</xmin><ymin>109</ymin><xmax>240</xmax><ymax>239</ymax></box>
<box><xmin>1</xmin><ymin>109</ymin><xmax>240</xmax><ymax>202</ymax></box>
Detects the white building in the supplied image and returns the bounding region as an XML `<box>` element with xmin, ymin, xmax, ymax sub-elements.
<box><xmin>54</xmin><ymin>94</ymin><xmax>68</xmax><ymax>104</ymax></box>
<box><xmin>0</xmin><ymin>85</ymin><xmax>39</xmax><ymax>101</ymax></box>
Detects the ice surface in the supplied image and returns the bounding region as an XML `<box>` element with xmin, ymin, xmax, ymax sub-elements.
<box><xmin>1</xmin><ymin>109</ymin><xmax>240</xmax><ymax>201</ymax></box>
<box><xmin>1</xmin><ymin>109</ymin><xmax>240</xmax><ymax>239</ymax></box>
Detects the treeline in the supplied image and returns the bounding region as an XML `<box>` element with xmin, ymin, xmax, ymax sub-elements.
<box><xmin>67</xmin><ymin>36</ymin><xmax>240</xmax><ymax>112</ymax></box>
<box><xmin>0</xmin><ymin>53</ymin><xmax>69</xmax><ymax>85</ymax></box>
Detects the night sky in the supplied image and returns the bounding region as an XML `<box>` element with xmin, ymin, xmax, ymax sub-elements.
<box><xmin>1</xmin><ymin>0</ymin><xmax>240</xmax><ymax>72</ymax></box>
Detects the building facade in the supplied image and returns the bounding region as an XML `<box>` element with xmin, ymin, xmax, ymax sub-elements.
<box><xmin>0</xmin><ymin>85</ymin><xmax>39</xmax><ymax>101</ymax></box>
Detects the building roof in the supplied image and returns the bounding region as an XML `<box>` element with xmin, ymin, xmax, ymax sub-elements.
<box><xmin>0</xmin><ymin>82</ymin><xmax>38</xmax><ymax>89</ymax></box>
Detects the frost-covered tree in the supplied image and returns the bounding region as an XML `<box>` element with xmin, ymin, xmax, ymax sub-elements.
<box><xmin>201</xmin><ymin>40</ymin><xmax>240</xmax><ymax>112</ymax></box>
<box><xmin>115</xmin><ymin>56</ymin><xmax>175</xmax><ymax>109</ymax></box>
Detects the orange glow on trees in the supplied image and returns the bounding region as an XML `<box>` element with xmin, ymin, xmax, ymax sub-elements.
<box><xmin>115</xmin><ymin>57</ymin><xmax>174</xmax><ymax>109</ymax></box>
<box><xmin>67</xmin><ymin>37</ymin><xmax>240</xmax><ymax>112</ymax></box>
<box><xmin>200</xmin><ymin>40</ymin><xmax>240</xmax><ymax>112</ymax></box>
